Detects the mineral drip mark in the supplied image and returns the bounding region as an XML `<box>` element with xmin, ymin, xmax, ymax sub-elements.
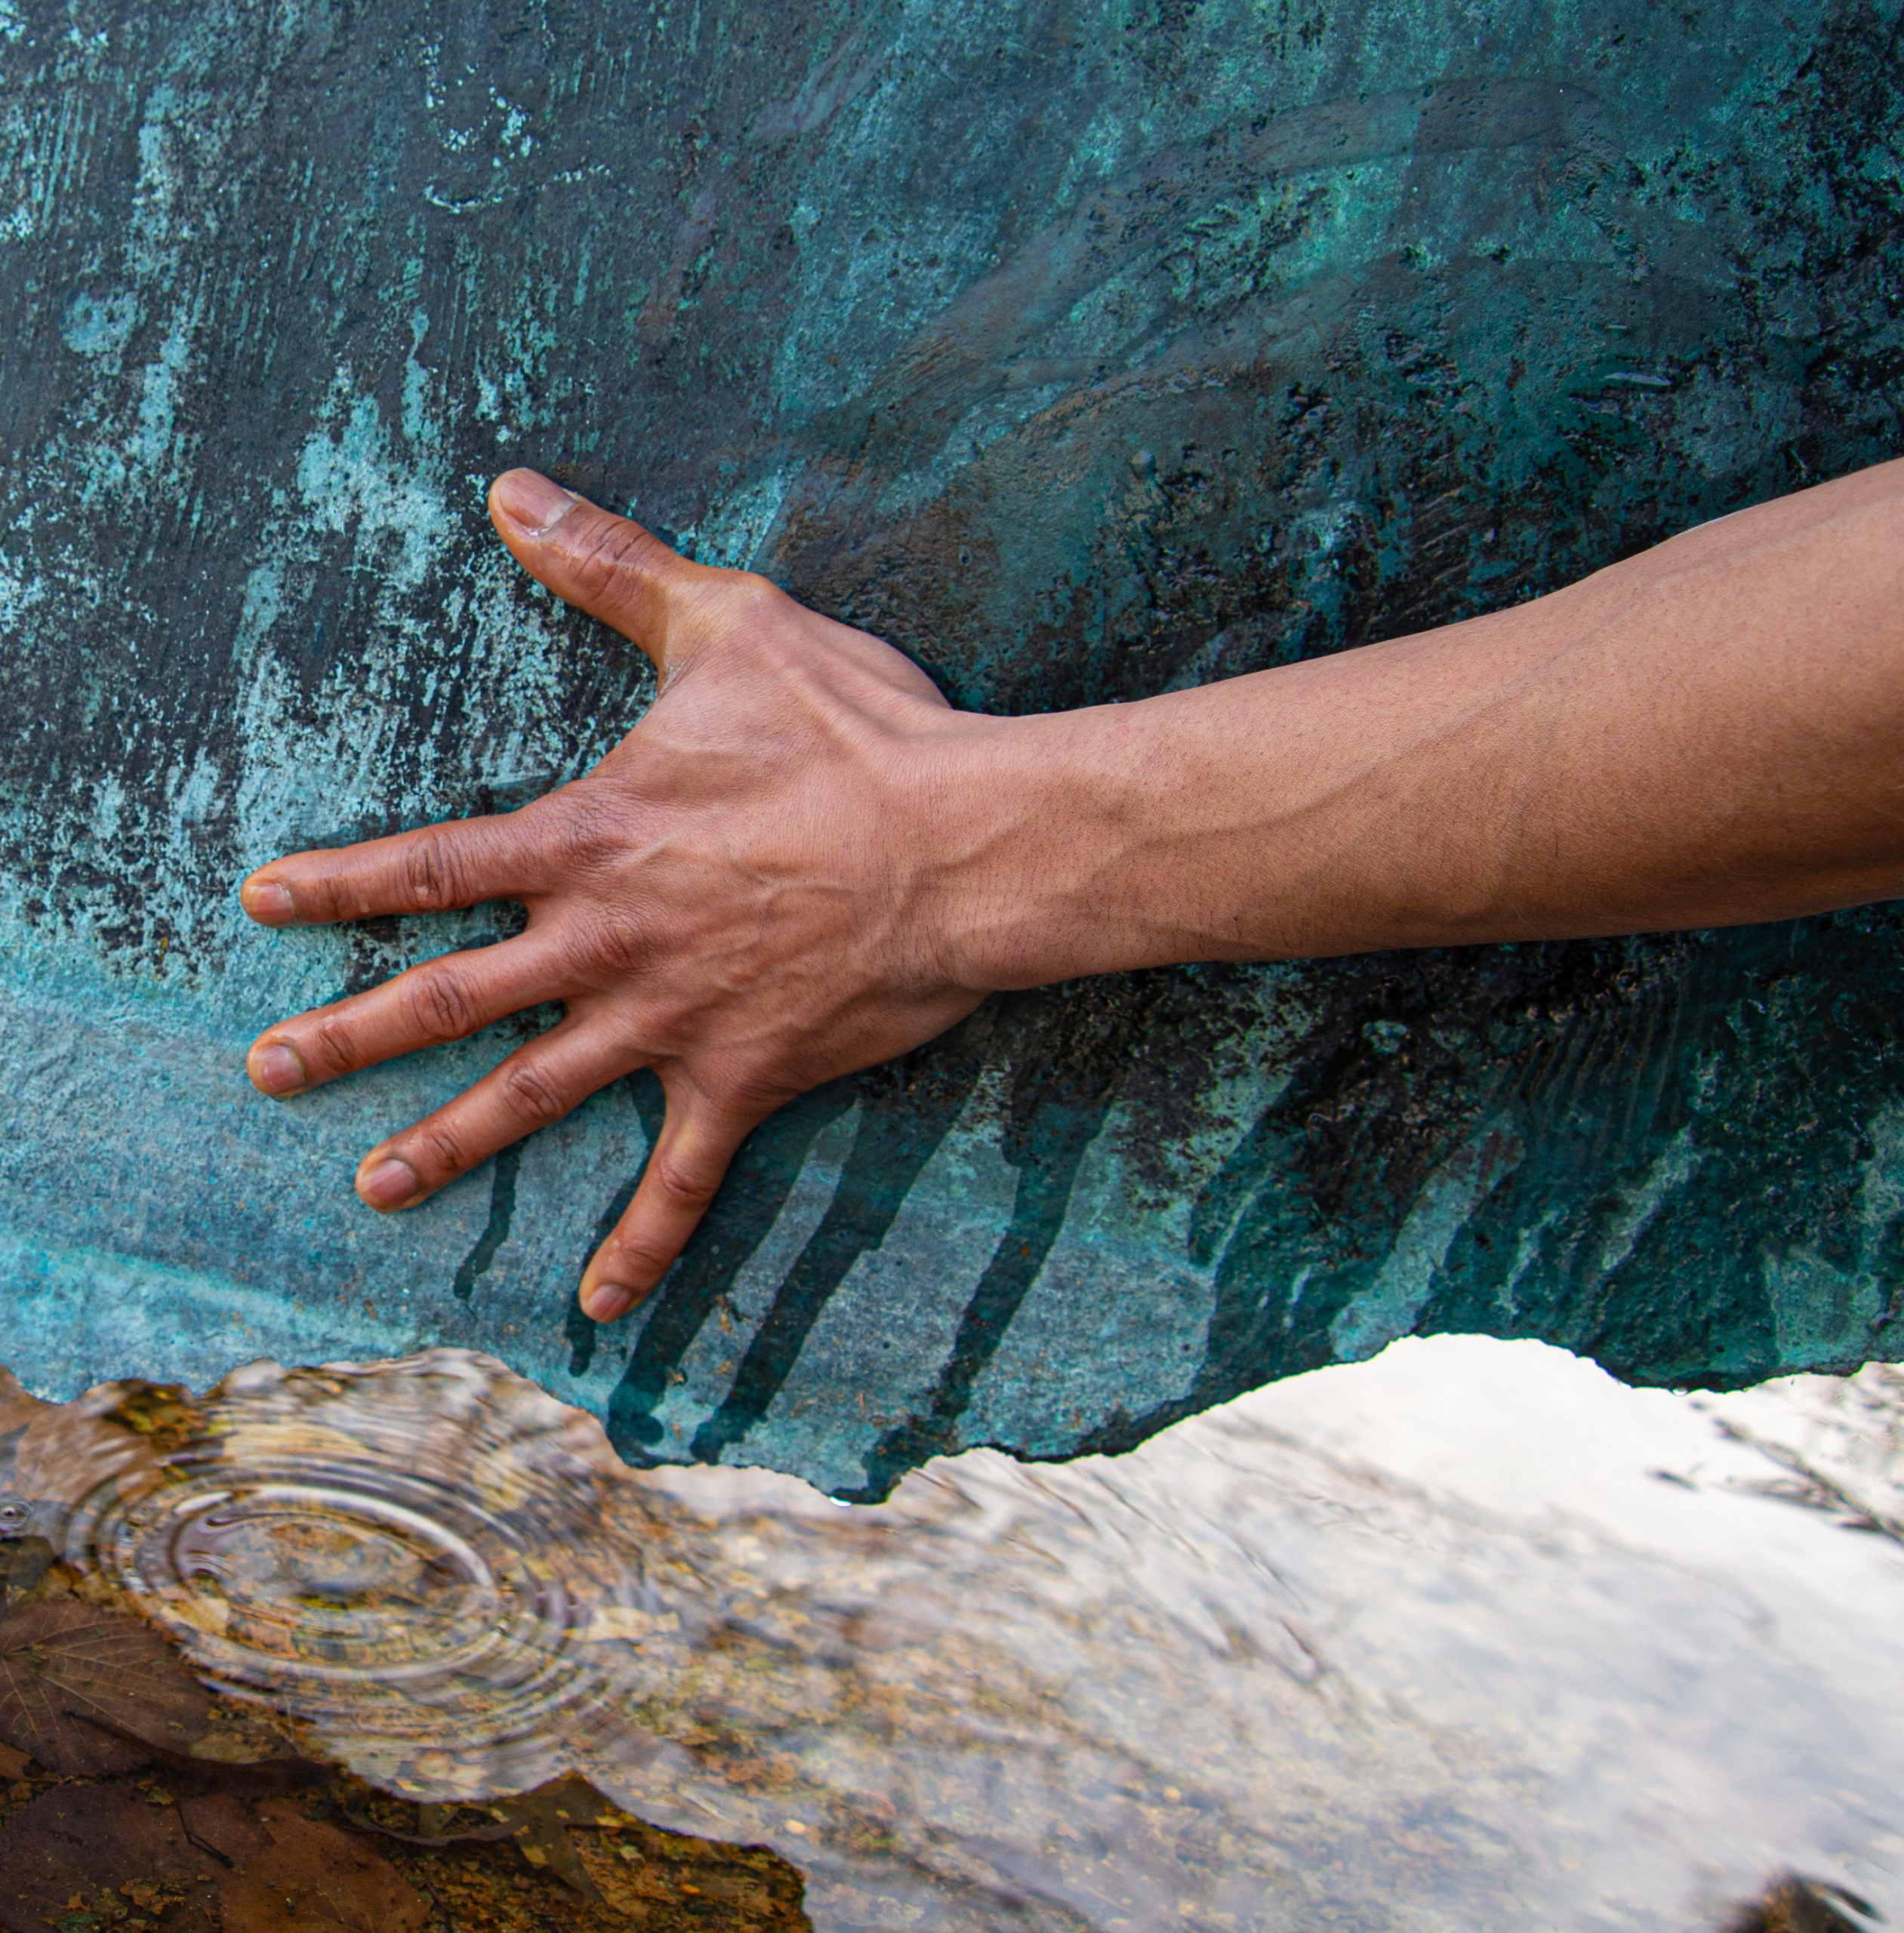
<box><xmin>600</xmin><ymin>1075</ymin><xmax>857</xmax><ymax>1436</ymax></box>
<box><xmin>685</xmin><ymin>1038</ymin><xmax>991</xmax><ymax>1467</ymax></box>
<box><xmin>855</xmin><ymin>1099</ymin><xmax>1102</xmax><ymax>1495</ymax></box>
<box><xmin>854</xmin><ymin>978</ymin><xmax>1179</xmax><ymax>1495</ymax></box>
<box><xmin>453</xmin><ymin>1138</ymin><xmax>523</xmax><ymax>1302</ymax></box>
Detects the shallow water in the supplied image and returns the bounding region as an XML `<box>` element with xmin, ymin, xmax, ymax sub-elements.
<box><xmin>2</xmin><ymin>1336</ymin><xmax>1899</xmax><ymax>1931</ymax></box>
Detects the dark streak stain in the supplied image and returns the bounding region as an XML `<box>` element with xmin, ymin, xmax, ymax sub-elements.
<box><xmin>687</xmin><ymin>1036</ymin><xmax>991</xmax><ymax>1466</ymax></box>
<box><xmin>602</xmin><ymin>1077</ymin><xmax>856</xmax><ymax>1442</ymax></box>
<box><xmin>452</xmin><ymin>1141</ymin><xmax>523</xmax><ymax>1304</ymax></box>
<box><xmin>855</xmin><ymin>1098</ymin><xmax>1102</xmax><ymax>1499</ymax></box>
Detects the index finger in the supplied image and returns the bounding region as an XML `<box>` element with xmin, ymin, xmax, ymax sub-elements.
<box><xmin>240</xmin><ymin>810</ymin><xmax>540</xmax><ymax>927</ymax></box>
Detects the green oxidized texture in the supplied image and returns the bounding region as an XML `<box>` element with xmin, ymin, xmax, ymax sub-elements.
<box><xmin>0</xmin><ymin>0</ymin><xmax>1901</xmax><ymax>1494</ymax></box>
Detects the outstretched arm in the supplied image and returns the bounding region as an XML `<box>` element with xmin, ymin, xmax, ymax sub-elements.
<box><xmin>944</xmin><ymin>456</ymin><xmax>1904</xmax><ymax>979</ymax></box>
<box><xmin>242</xmin><ymin>458</ymin><xmax>1904</xmax><ymax>1321</ymax></box>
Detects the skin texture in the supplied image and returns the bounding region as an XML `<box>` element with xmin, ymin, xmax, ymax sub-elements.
<box><xmin>242</xmin><ymin>458</ymin><xmax>1904</xmax><ymax>1321</ymax></box>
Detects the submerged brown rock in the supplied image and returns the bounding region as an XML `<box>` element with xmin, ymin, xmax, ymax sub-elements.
<box><xmin>0</xmin><ymin>1769</ymin><xmax>811</xmax><ymax>1933</ymax></box>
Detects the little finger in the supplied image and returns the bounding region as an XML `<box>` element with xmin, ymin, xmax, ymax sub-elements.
<box><xmin>578</xmin><ymin>1084</ymin><xmax>764</xmax><ymax>1321</ymax></box>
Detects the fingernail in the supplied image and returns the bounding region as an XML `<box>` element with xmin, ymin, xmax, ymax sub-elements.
<box><xmin>584</xmin><ymin>1283</ymin><xmax>636</xmax><ymax>1322</ymax></box>
<box><xmin>243</xmin><ymin>878</ymin><xmax>294</xmax><ymax>922</ymax></box>
<box><xmin>359</xmin><ymin>1157</ymin><xmax>420</xmax><ymax>1210</ymax></box>
<box><xmin>491</xmin><ymin>470</ymin><xmax>578</xmax><ymax>538</ymax></box>
<box><xmin>250</xmin><ymin>1044</ymin><xmax>306</xmax><ymax>1096</ymax></box>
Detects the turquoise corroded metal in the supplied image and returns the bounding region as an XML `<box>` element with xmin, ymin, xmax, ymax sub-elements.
<box><xmin>2</xmin><ymin>0</ymin><xmax>1901</xmax><ymax>1495</ymax></box>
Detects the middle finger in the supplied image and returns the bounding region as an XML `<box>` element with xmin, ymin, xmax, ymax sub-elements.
<box><xmin>247</xmin><ymin>934</ymin><xmax>565</xmax><ymax>1096</ymax></box>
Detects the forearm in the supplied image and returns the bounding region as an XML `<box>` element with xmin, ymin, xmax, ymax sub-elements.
<box><xmin>933</xmin><ymin>457</ymin><xmax>1904</xmax><ymax>988</ymax></box>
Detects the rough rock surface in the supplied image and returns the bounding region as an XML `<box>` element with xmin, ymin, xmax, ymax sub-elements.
<box><xmin>1</xmin><ymin>0</ymin><xmax>1901</xmax><ymax>1493</ymax></box>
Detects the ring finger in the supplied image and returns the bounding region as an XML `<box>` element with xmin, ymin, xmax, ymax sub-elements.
<box><xmin>353</xmin><ymin>1014</ymin><xmax>647</xmax><ymax>1210</ymax></box>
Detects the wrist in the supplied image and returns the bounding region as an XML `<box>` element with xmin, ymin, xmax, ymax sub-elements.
<box><xmin>908</xmin><ymin>704</ymin><xmax>1153</xmax><ymax>994</ymax></box>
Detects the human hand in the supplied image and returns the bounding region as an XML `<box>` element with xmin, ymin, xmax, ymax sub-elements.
<box><xmin>242</xmin><ymin>470</ymin><xmax>987</xmax><ymax>1321</ymax></box>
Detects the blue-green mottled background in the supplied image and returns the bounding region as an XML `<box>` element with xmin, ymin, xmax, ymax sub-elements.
<box><xmin>1</xmin><ymin>0</ymin><xmax>1901</xmax><ymax>1494</ymax></box>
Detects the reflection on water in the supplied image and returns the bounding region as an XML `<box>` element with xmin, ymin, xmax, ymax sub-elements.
<box><xmin>1</xmin><ymin>1339</ymin><xmax>1899</xmax><ymax>1931</ymax></box>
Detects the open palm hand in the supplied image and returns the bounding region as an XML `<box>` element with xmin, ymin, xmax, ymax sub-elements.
<box><xmin>242</xmin><ymin>471</ymin><xmax>985</xmax><ymax>1322</ymax></box>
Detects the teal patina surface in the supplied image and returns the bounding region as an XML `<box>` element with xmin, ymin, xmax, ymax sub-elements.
<box><xmin>1</xmin><ymin>0</ymin><xmax>1900</xmax><ymax>1494</ymax></box>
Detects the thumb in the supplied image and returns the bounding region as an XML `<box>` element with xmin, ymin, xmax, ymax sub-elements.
<box><xmin>488</xmin><ymin>469</ymin><xmax>717</xmax><ymax>674</ymax></box>
<box><xmin>579</xmin><ymin>1084</ymin><xmax>763</xmax><ymax>1322</ymax></box>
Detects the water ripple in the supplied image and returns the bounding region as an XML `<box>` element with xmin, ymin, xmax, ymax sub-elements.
<box><xmin>61</xmin><ymin>1352</ymin><xmax>680</xmax><ymax>1799</ymax></box>
<box><xmin>3</xmin><ymin>1342</ymin><xmax>1901</xmax><ymax>1931</ymax></box>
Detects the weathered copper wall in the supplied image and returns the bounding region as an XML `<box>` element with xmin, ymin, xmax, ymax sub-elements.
<box><xmin>2</xmin><ymin>0</ymin><xmax>1901</xmax><ymax>1492</ymax></box>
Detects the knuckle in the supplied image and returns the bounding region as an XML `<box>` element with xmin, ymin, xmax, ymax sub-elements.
<box><xmin>729</xmin><ymin>572</ymin><xmax>786</xmax><ymax>618</ymax></box>
<box><xmin>652</xmin><ymin>1149</ymin><xmax>722</xmax><ymax>1212</ymax></box>
<box><xmin>404</xmin><ymin>965</ymin><xmax>478</xmax><ymax>1042</ymax></box>
<box><xmin>630</xmin><ymin>996</ymin><xmax>697</xmax><ymax>1045</ymax></box>
<box><xmin>713</xmin><ymin>1081</ymin><xmax>786</xmax><ymax>1124</ymax></box>
<box><xmin>501</xmin><ymin>1058</ymin><xmax>570</xmax><ymax>1127</ymax></box>
<box><xmin>695</xmin><ymin>1062</ymin><xmax>791</xmax><ymax>1119</ymax></box>
<box><xmin>567</xmin><ymin>519</ymin><xmax>666</xmax><ymax>612</ymax></box>
<box><xmin>310</xmin><ymin>1014</ymin><xmax>361</xmax><ymax>1077</ymax></box>
<box><xmin>576</xmin><ymin>912</ymin><xmax>647</xmax><ymax>980</ymax></box>
<box><xmin>552</xmin><ymin>891</ymin><xmax>647</xmax><ymax>981</ymax></box>
<box><xmin>699</xmin><ymin>573</ymin><xmax>784</xmax><ymax>648</ymax></box>
<box><xmin>541</xmin><ymin>788</ymin><xmax>621</xmax><ymax>877</ymax></box>
<box><xmin>414</xmin><ymin>1121</ymin><xmax>472</xmax><ymax>1179</ymax></box>
<box><xmin>402</xmin><ymin>834</ymin><xmax>467</xmax><ymax>911</ymax></box>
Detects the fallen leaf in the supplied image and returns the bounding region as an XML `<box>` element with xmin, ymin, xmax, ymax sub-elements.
<box><xmin>488</xmin><ymin>1774</ymin><xmax>608</xmax><ymax>1899</ymax></box>
<box><xmin>6</xmin><ymin>1380</ymin><xmax>171</xmax><ymax>1521</ymax></box>
<box><xmin>0</xmin><ymin>1599</ymin><xmax>211</xmax><ymax>1774</ymax></box>
<box><xmin>573</xmin><ymin>1833</ymin><xmax>661</xmax><ymax>1913</ymax></box>
<box><xmin>180</xmin><ymin>1793</ymin><xmax>429</xmax><ymax>1932</ymax></box>
<box><xmin>0</xmin><ymin>1783</ymin><xmax>220</xmax><ymax>1933</ymax></box>
<box><xmin>338</xmin><ymin>1794</ymin><xmax>516</xmax><ymax>1847</ymax></box>
<box><xmin>103</xmin><ymin>1383</ymin><xmax>203</xmax><ymax>1451</ymax></box>
<box><xmin>0</xmin><ymin>1535</ymin><xmax>52</xmax><ymax>1608</ymax></box>
<box><xmin>342</xmin><ymin>1771</ymin><xmax>609</xmax><ymax>1898</ymax></box>
<box><xmin>185</xmin><ymin>1694</ymin><xmax>330</xmax><ymax>1790</ymax></box>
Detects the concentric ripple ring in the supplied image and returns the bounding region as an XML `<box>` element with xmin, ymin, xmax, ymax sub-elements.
<box><xmin>60</xmin><ymin>1351</ymin><xmax>673</xmax><ymax>1797</ymax></box>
